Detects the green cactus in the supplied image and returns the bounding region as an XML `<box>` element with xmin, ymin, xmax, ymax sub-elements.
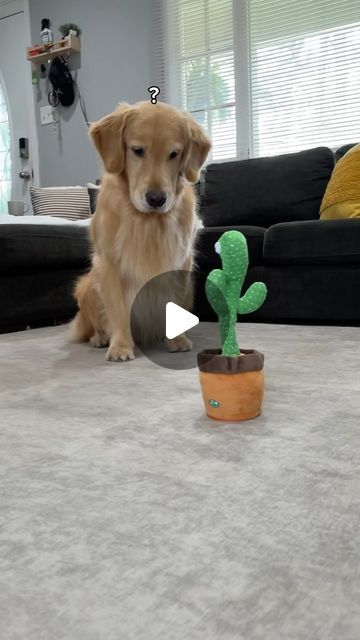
<box><xmin>205</xmin><ymin>230</ymin><xmax>267</xmax><ymax>357</ymax></box>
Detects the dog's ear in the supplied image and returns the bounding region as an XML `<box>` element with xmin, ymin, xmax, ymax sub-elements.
<box><xmin>89</xmin><ymin>103</ymin><xmax>132</xmax><ymax>174</ymax></box>
<box><xmin>182</xmin><ymin>114</ymin><xmax>211</xmax><ymax>183</ymax></box>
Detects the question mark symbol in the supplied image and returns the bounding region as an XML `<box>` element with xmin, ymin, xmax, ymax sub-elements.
<box><xmin>148</xmin><ymin>86</ymin><xmax>160</xmax><ymax>104</ymax></box>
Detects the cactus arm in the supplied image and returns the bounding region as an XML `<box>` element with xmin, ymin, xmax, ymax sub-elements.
<box><xmin>238</xmin><ymin>282</ymin><xmax>268</xmax><ymax>315</ymax></box>
<box><xmin>205</xmin><ymin>269</ymin><xmax>228</xmax><ymax>316</ymax></box>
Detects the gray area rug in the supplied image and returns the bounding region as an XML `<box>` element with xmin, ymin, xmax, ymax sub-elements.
<box><xmin>0</xmin><ymin>323</ymin><xmax>359</xmax><ymax>640</ymax></box>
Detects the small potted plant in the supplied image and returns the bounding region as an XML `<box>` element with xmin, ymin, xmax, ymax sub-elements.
<box><xmin>197</xmin><ymin>230</ymin><xmax>268</xmax><ymax>421</ymax></box>
<box><xmin>59</xmin><ymin>23</ymin><xmax>81</xmax><ymax>38</ymax></box>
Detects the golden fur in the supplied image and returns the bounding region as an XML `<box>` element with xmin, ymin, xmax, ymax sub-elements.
<box><xmin>71</xmin><ymin>101</ymin><xmax>211</xmax><ymax>361</ymax></box>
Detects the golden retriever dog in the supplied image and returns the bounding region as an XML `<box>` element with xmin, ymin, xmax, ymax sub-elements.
<box><xmin>71</xmin><ymin>101</ymin><xmax>211</xmax><ymax>361</ymax></box>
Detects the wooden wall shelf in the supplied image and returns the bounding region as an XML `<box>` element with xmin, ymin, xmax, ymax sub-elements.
<box><xmin>27</xmin><ymin>35</ymin><xmax>80</xmax><ymax>63</ymax></box>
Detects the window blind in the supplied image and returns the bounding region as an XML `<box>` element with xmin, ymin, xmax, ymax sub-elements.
<box><xmin>249</xmin><ymin>0</ymin><xmax>360</xmax><ymax>157</ymax></box>
<box><xmin>163</xmin><ymin>0</ymin><xmax>236</xmax><ymax>161</ymax></box>
<box><xmin>160</xmin><ymin>0</ymin><xmax>360</xmax><ymax>160</ymax></box>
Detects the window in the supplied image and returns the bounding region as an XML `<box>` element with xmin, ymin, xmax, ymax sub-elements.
<box><xmin>164</xmin><ymin>0</ymin><xmax>237</xmax><ymax>161</ymax></box>
<box><xmin>162</xmin><ymin>0</ymin><xmax>360</xmax><ymax>160</ymax></box>
<box><xmin>249</xmin><ymin>0</ymin><xmax>360</xmax><ymax>157</ymax></box>
<box><xmin>0</xmin><ymin>79</ymin><xmax>11</xmax><ymax>215</ymax></box>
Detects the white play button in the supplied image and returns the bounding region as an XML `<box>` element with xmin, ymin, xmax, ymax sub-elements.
<box><xmin>165</xmin><ymin>302</ymin><xmax>199</xmax><ymax>339</ymax></box>
<box><xmin>130</xmin><ymin>270</ymin><xmax>223</xmax><ymax>369</ymax></box>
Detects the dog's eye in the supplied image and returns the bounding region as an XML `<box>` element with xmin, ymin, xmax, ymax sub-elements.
<box><xmin>169</xmin><ymin>151</ymin><xmax>178</xmax><ymax>160</ymax></box>
<box><xmin>132</xmin><ymin>147</ymin><xmax>145</xmax><ymax>158</ymax></box>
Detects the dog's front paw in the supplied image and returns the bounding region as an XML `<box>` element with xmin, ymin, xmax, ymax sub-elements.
<box><xmin>90</xmin><ymin>332</ymin><xmax>109</xmax><ymax>348</ymax></box>
<box><xmin>166</xmin><ymin>335</ymin><xmax>192</xmax><ymax>353</ymax></box>
<box><xmin>106</xmin><ymin>343</ymin><xmax>135</xmax><ymax>362</ymax></box>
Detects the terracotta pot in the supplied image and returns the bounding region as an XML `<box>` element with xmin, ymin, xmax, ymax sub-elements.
<box><xmin>197</xmin><ymin>348</ymin><xmax>264</xmax><ymax>422</ymax></box>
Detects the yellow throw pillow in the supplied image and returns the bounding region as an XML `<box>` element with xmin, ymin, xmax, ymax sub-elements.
<box><xmin>320</xmin><ymin>143</ymin><xmax>360</xmax><ymax>219</ymax></box>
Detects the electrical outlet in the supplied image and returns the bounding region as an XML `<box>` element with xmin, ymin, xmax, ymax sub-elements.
<box><xmin>40</xmin><ymin>105</ymin><xmax>55</xmax><ymax>125</ymax></box>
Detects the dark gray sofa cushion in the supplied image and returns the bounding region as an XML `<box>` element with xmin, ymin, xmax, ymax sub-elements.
<box><xmin>0</xmin><ymin>268</ymin><xmax>83</xmax><ymax>329</ymax></box>
<box><xmin>196</xmin><ymin>225</ymin><xmax>266</xmax><ymax>268</ymax></box>
<box><xmin>263</xmin><ymin>219</ymin><xmax>360</xmax><ymax>265</ymax></box>
<box><xmin>335</xmin><ymin>143</ymin><xmax>357</xmax><ymax>163</ymax></box>
<box><xmin>0</xmin><ymin>224</ymin><xmax>90</xmax><ymax>272</ymax></box>
<box><xmin>202</xmin><ymin>147</ymin><xmax>334</xmax><ymax>228</ymax></box>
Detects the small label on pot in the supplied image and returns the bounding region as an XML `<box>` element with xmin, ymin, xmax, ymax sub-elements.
<box><xmin>209</xmin><ymin>399</ymin><xmax>220</xmax><ymax>408</ymax></box>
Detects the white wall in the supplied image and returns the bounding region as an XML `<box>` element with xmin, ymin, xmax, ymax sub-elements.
<box><xmin>29</xmin><ymin>0</ymin><xmax>154</xmax><ymax>186</ymax></box>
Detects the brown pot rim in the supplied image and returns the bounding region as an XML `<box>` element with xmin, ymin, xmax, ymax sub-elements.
<box><xmin>197</xmin><ymin>348</ymin><xmax>264</xmax><ymax>374</ymax></box>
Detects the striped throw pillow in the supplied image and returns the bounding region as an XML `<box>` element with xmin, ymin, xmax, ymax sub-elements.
<box><xmin>30</xmin><ymin>186</ymin><xmax>91</xmax><ymax>221</ymax></box>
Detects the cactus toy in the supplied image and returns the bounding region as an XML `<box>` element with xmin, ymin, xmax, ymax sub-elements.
<box><xmin>205</xmin><ymin>230</ymin><xmax>267</xmax><ymax>356</ymax></box>
<box><xmin>197</xmin><ymin>230</ymin><xmax>268</xmax><ymax>422</ymax></box>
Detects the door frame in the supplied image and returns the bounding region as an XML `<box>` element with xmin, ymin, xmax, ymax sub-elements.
<box><xmin>23</xmin><ymin>0</ymin><xmax>40</xmax><ymax>186</ymax></box>
<box><xmin>0</xmin><ymin>0</ymin><xmax>40</xmax><ymax>186</ymax></box>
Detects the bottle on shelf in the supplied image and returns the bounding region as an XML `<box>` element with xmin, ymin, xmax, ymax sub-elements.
<box><xmin>40</xmin><ymin>18</ymin><xmax>53</xmax><ymax>49</ymax></box>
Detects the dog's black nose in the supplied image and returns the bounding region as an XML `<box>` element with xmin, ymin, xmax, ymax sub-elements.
<box><xmin>145</xmin><ymin>190</ymin><xmax>167</xmax><ymax>209</ymax></box>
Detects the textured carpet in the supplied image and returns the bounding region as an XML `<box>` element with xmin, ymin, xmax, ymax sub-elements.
<box><xmin>0</xmin><ymin>323</ymin><xmax>359</xmax><ymax>640</ymax></box>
